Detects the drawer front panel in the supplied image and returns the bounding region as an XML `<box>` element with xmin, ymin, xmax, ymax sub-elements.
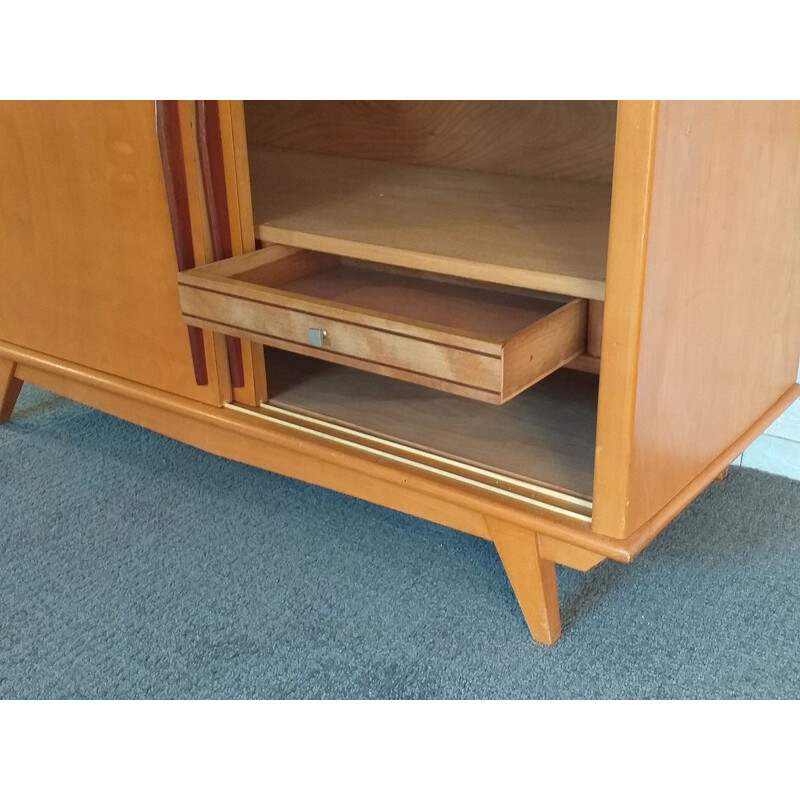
<box><xmin>179</xmin><ymin>283</ymin><xmax>502</xmax><ymax>396</ymax></box>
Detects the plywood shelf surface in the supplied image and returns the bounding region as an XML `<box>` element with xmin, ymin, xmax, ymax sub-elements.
<box><xmin>249</xmin><ymin>147</ymin><xmax>610</xmax><ymax>300</ymax></box>
<box><xmin>265</xmin><ymin>349</ymin><xmax>598</xmax><ymax>498</ymax></box>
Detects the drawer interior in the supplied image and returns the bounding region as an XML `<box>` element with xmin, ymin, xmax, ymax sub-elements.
<box><xmin>235</xmin><ymin>254</ymin><xmax>571</xmax><ymax>340</ymax></box>
<box><xmin>178</xmin><ymin>247</ymin><xmax>587</xmax><ymax>403</ymax></box>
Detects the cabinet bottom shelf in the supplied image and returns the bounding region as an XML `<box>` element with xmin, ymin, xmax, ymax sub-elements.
<box><xmin>263</xmin><ymin>348</ymin><xmax>598</xmax><ymax>504</ymax></box>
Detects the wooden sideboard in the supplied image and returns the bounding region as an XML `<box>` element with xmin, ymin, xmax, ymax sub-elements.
<box><xmin>2</xmin><ymin>100</ymin><xmax>799</xmax><ymax>644</ymax></box>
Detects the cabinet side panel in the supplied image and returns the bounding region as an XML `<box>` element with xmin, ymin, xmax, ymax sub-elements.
<box><xmin>0</xmin><ymin>100</ymin><xmax>222</xmax><ymax>402</ymax></box>
<box><xmin>626</xmin><ymin>101</ymin><xmax>800</xmax><ymax>533</ymax></box>
<box><xmin>591</xmin><ymin>101</ymin><xmax>659</xmax><ymax>537</ymax></box>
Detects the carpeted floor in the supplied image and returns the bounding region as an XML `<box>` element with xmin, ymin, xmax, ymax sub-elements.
<box><xmin>1</xmin><ymin>383</ymin><xmax>798</xmax><ymax>699</ymax></box>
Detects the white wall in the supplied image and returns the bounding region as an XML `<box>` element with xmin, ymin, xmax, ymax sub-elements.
<box><xmin>740</xmin><ymin>361</ymin><xmax>800</xmax><ymax>479</ymax></box>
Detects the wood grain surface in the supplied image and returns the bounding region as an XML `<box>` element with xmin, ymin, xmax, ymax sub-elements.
<box><xmin>249</xmin><ymin>147</ymin><xmax>610</xmax><ymax>300</ymax></box>
<box><xmin>623</xmin><ymin>101</ymin><xmax>800</xmax><ymax>534</ymax></box>
<box><xmin>591</xmin><ymin>101</ymin><xmax>660</xmax><ymax>535</ymax></box>
<box><xmin>195</xmin><ymin>100</ymin><xmax>245</xmax><ymax>388</ymax></box>
<box><xmin>0</xmin><ymin>101</ymin><xmax>223</xmax><ymax>403</ymax></box>
<box><xmin>244</xmin><ymin>100</ymin><xmax>617</xmax><ymax>183</ymax></box>
<box><xmin>219</xmin><ymin>100</ymin><xmax>268</xmax><ymax>404</ymax></box>
<box><xmin>493</xmin><ymin>521</ymin><xmax>562</xmax><ymax>644</ymax></box>
<box><xmin>266</xmin><ymin>349</ymin><xmax>598</xmax><ymax>497</ymax></box>
<box><xmin>156</xmin><ymin>99</ymin><xmax>209</xmax><ymax>385</ymax></box>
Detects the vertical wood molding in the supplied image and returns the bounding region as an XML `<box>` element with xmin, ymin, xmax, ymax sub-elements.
<box><xmin>219</xmin><ymin>100</ymin><xmax>267</xmax><ymax>406</ymax></box>
<box><xmin>195</xmin><ymin>100</ymin><xmax>245</xmax><ymax>388</ymax></box>
<box><xmin>221</xmin><ymin>100</ymin><xmax>268</xmax><ymax>404</ymax></box>
<box><xmin>591</xmin><ymin>100</ymin><xmax>660</xmax><ymax>537</ymax></box>
<box><xmin>155</xmin><ymin>100</ymin><xmax>209</xmax><ymax>386</ymax></box>
<box><xmin>226</xmin><ymin>101</ymin><xmax>256</xmax><ymax>254</ymax></box>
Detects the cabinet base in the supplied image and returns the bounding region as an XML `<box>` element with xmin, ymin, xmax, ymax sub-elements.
<box><xmin>5</xmin><ymin>339</ymin><xmax>793</xmax><ymax>644</ymax></box>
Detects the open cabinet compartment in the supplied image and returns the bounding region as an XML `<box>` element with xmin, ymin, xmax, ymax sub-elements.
<box><xmin>243</xmin><ymin>101</ymin><xmax>616</xmax><ymax>301</ymax></box>
<box><xmin>184</xmin><ymin>101</ymin><xmax>619</xmax><ymax>516</ymax></box>
<box><xmin>263</xmin><ymin>347</ymin><xmax>599</xmax><ymax>520</ymax></box>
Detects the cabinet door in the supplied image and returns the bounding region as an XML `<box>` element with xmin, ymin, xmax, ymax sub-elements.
<box><xmin>0</xmin><ymin>100</ymin><xmax>223</xmax><ymax>403</ymax></box>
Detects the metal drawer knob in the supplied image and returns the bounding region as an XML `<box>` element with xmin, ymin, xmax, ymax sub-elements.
<box><xmin>307</xmin><ymin>327</ymin><xmax>328</xmax><ymax>347</ymax></box>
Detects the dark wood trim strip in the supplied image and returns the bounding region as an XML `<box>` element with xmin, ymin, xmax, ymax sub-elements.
<box><xmin>196</xmin><ymin>100</ymin><xmax>245</xmax><ymax>388</ymax></box>
<box><xmin>155</xmin><ymin>99</ymin><xmax>208</xmax><ymax>386</ymax></box>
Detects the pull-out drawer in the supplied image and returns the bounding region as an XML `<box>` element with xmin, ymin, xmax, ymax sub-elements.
<box><xmin>178</xmin><ymin>245</ymin><xmax>587</xmax><ymax>404</ymax></box>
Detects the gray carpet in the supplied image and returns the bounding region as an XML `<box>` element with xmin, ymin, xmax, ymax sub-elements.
<box><xmin>1</xmin><ymin>383</ymin><xmax>798</xmax><ymax>699</ymax></box>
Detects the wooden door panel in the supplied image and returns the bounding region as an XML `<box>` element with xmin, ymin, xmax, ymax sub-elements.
<box><xmin>0</xmin><ymin>100</ymin><xmax>222</xmax><ymax>402</ymax></box>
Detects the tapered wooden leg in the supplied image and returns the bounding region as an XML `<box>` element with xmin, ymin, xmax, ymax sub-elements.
<box><xmin>0</xmin><ymin>358</ymin><xmax>24</xmax><ymax>424</ymax></box>
<box><xmin>715</xmin><ymin>466</ymin><xmax>730</xmax><ymax>481</ymax></box>
<box><xmin>493</xmin><ymin>525</ymin><xmax>561</xmax><ymax>645</ymax></box>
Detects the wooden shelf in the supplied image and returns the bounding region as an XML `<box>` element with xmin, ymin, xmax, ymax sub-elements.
<box><xmin>249</xmin><ymin>147</ymin><xmax>611</xmax><ymax>300</ymax></box>
<box><xmin>265</xmin><ymin>349</ymin><xmax>598</xmax><ymax>499</ymax></box>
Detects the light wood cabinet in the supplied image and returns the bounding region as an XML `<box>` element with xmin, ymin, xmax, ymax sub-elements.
<box><xmin>2</xmin><ymin>100</ymin><xmax>799</xmax><ymax>644</ymax></box>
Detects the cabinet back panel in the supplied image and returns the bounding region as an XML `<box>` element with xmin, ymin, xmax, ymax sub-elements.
<box><xmin>244</xmin><ymin>101</ymin><xmax>617</xmax><ymax>183</ymax></box>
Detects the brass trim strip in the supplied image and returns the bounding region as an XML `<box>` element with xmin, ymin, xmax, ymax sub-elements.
<box><xmin>265</xmin><ymin>403</ymin><xmax>592</xmax><ymax>508</ymax></box>
<box><xmin>224</xmin><ymin>402</ymin><xmax>593</xmax><ymax>523</ymax></box>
